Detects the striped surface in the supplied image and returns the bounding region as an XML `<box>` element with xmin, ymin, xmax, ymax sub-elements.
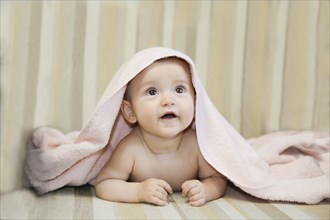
<box><xmin>1</xmin><ymin>184</ymin><xmax>329</xmax><ymax>220</ymax></box>
<box><xmin>0</xmin><ymin>1</ymin><xmax>329</xmax><ymax>193</ymax></box>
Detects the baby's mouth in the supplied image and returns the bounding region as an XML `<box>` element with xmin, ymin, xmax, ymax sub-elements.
<box><xmin>161</xmin><ymin>112</ymin><xmax>177</xmax><ymax>119</ymax></box>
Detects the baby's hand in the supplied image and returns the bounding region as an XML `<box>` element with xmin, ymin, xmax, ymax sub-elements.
<box><xmin>137</xmin><ymin>178</ymin><xmax>173</xmax><ymax>206</ymax></box>
<box><xmin>181</xmin><ymin>180</ymin><xmax>206</xmax><ymax>206</ymax></box>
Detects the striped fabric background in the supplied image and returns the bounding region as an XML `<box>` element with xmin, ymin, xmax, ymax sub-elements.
<box><xmin>2</xmin><ymin>185</ymin><xmax>329</xmax><ymax>219</ymax></box>
<box><xmin>0</xmin><ymin>1</ymin><xmax>329</xmax><ymax>193</ymax></box>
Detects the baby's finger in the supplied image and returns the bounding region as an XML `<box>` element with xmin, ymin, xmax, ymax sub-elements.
<box><xmin>157</xmin><ymin>179</ymin><xmax>173</xmax><ymax>195</ymax></box>
<box><xmin>181</xmin><ymin>181</ymin><xmax>197</xmax><ymax>197</ymax></box>
<box><xmin>155</xmin><ymin>191</ymin><xmax>169</xmax><ymax>202</ymax></box>
<box><xmin>150</xmin><ymin>195</ymin><xmax>168</xmax><ymax>206</ymax></box>
<box><xmin>181</xmin><ymin>180</ymin><xmax>193</xmax><ymax>190</ymax></box>
<box><xmin>181</xmin><ymin>180</ymin><xmax>190</xmax><ymax>196</ymax></box>
<box><xmin>189</xmin><ymin>198</ymin><xmax>205</xmax><ymax>207</ymax></box>
<box><xmin>188</xmin><ymin>193</ymin><xmax>205</xmax><ymax>207</ymax></box>
<box><xmin>188</xmin><ymin>192</ymin><xmax>203</xmax><ymax>203</ymax></box>
<box><xmin>187</xmin><ymin>185</ymin><xmax>201</xmax><ymax>197</ymax></box>
<box><xmin>156</xmin><ymin>186</ymin><xmax>170</xmax><ymax>199</ymax></box>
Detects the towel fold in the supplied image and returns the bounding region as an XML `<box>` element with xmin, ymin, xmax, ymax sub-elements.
<box><xmin>24</xmin><ymin>47</ymin><xmax>329</xmax><ymax>204</ymax></box>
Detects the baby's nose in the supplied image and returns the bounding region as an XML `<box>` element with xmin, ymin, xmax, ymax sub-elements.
<box><xmin>161</xmin><ymin>95</ymin><xmax>175</xmax><ymax>106</ymax></box>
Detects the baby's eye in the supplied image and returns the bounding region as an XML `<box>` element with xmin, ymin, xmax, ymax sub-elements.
<box><xmin>146</xmin><ymin>88</ymin><xmax>158</xmax><ymax>96</ymax></box>
<box><xmin>175</xmin><ymin>86</ymin><xmax>185</xmax><ymax>94</ymax></box>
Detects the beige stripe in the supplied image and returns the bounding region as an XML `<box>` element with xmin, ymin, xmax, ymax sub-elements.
<box><xmin>172</xmin><ymin>1</ymin><xmax>190</xmax><ymax>53</ymax></box>
<box><xmin>161</xmin><ymin>1</ymin><xmax>175</xmax><ymax>47</ymax></box>
<box><xmin>141</xmin><ymin>203</ymin><xmax>164</xmax><ymax>219</ymax></box>
<box><xmin>82</xmin><ymin>1</ymin><xmax>100</xmax><ymax>125</ymax></box>
<box><xmin>231</xmin><ymin>0</ymin><xmax>247</xmax><ymax>131</ymax></box>
<box><xmin>313</xmin><ymin>0</ymin><xmax>330</xmax><ymax>132</ymax></box>
<box><xmin>47</xmin><ymin>187</ymin><xmax>75</xmax><ymax>219</ymax></box>
<box><xmin>49</xmin><ymin>2</ymin><xmax>64</xmax><ymax>129</ymax></box>
<box><xmin>74</xmin><ymin>186</ymin><xmax>94</xmax><ymax>219</ymax></box>
<box><xmin>33</xmin><ymin>1</ymin><xmax>56</xmax><ymax>128</ymax></box>
<box><xmin>117</xmin><ymin>203</ymin><xmax>147</xmax><ymax>219</ymax></box>
<box><xmin>71</xmin><ymin>1</ymin><xmax>86</xmax><ymax>130</ymax></box>
<box><xmin>23</xmin><ymin>1</ymin><xmax>42</xmax><ymax>129</ymax></box>
<box><xmin>27</xmin><ymin>187</ymin><xmax>76</xmax><ymax>219</ymax></box>
<box><xmin>235</xmin><ymin>187</ymin><xmax>293</xmax><ymax>219</ymax></box>
<box><xmin>207</xmin><ymin>2</ymin><xmax>228</xmax><ymax>116</ymax></box>
<box><xmin>268</xmin><ymin>1</ymin><xmax>288</xmax><ymax>132</ymax></box>
<box><xmin>207</xmin><ymin>202</ymin><xmax>231</xmax><ymax>219</ymax></box>
<box><xmin>281</xmin><ymin>2</ymin><xmax>310</xmax><ymax>129</ymax></box>
<box><xmin>241</xmin><ymin>1</ymin><xmax>270</xmax><ymax>137</ymax></box>
<box><xmin>200</xmin><ymin>204</ymin><xmax>221</xmax><ymax>219</ymax></box>
<box><xmin>171</xmin><ymin>193</ymin><xmax>208</xmax><ymax>219</ymax></box>
<box><xmin>225</xmin><ymin>187</ymin><xmax>271</xmax><ymax>219</ymax></box>
<box><xmin>136</xmin><ymin>2</ymin><xmax>162</xmax><ymax>50</ymax></box>
<box><xmin>168</xmin><ymin>193</ymin><xmax>188</xmax><ymax>219</ymax></box>
<box><xmin>296</xmin><ymin>203</ymin><xmax>330</xmax><ymax>219</ymax></box>
<box><xmin>158</xmin><ymin>201</ymin><xmax>183</xmax><ymax>219</ymax></box>
<box><xmin>272</xmin><ymin>203</ymin><xmax>314</xmax><ymax>219</ymax></box>
<box><xmin>97</xmin><ymin>2</ymin><xmax>120</xmax><ymax>98</ymax></box>
<box><xmin>124</xmin><ymin>2</ymin><xmax>138</xmax><ymax>59</ymax></box>
<box><xmin>52</xmin><ymin>2</ymin><xmax>76</xmax><ymax>131</ymax></box>
<box><xmin>303</xmin><ymin>1</ymin><xmax>319</xmax><ymax>129</ymax></box>
<box><xmin>184</xmin><ymin>2</ymin><xmax>198</xmax><ymax>59</ymax></box>
<box><xmin>195</xmin><ymin>0</ymin><xmax>211</xmax><ymax>87</ymax></box>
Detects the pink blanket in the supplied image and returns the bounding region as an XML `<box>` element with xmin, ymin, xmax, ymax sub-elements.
<box><xmin>25</xmin><ymin>47</ymin><xmax>329</xmax><ymax>204</ymax></box>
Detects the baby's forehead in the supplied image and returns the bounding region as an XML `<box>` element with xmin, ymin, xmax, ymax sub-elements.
<box><xmin>125</xmin><ymin>57</ymin><xmax>192</xmax><ymax>98</ymax></box>
<box><xmin>138</xmin><ymin>57</ymin><xmax>191</xmax><ymax>79</ymax></box>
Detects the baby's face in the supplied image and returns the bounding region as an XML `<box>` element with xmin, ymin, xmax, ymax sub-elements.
<box><xmin>125</xmin><ymin>58</ymin><xmax>195</xmax><ymax>139</ymax></box>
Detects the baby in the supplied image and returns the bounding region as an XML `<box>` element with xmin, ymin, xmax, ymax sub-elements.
<box><xmin>95</xmin><ymin>57</ymin><xmax>227</xmax><ymax>206</ymax></box>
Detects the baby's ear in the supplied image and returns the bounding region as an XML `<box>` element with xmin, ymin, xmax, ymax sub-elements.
<box><xmin>121</xmin><ymin>100</ymin><xmax>137</xmax><ymax>124</ymax></box>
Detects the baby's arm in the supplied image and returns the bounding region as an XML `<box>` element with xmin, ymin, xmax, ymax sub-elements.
<box><xmin>181</xmin><ymin>153</ymin><xmax>227</xmax><ymax>206</ymax></box>
<box><xmin>95</xmin><ymin>142</ymin><xmax>139</xmax><ymax>203</ymax></box>
<box><xmin>95</xmin><ymin>139</ymin><xmax>172</xmax><ymax>206</ymax></box>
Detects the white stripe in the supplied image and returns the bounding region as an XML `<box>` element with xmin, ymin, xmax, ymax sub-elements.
<box><xmin>141</xmin><ymin>204</ymin><xmax>166</xmax><ymax>220</ymax></box>
<box><xmin>167</xmin><ymin>193</ymin><xmax>206</xmax><ymax>219</ymax></box>
<box><xmin>157</xmin><ymin>203</ymin><xmax>182</xmax><ymax>219</ymax></box>
<box><xmin>304</xmin><ymin>1</ymin><xmax>319</xmax><ymax>128</ymax></box>
<box><xmin>82</xmin><ymin>1</ymin><xmax>100</xmax><ymax>125</ymax></box>
<box><xmin>272</xmin><ymin>203</ymin><xmax>314</xmax><ymax>219</ymax></box>
<box><xmin>48</xmin><ymin>188</ymin><xmax>75</xmax><ymax>219</ymax></box>
<box><xmin>33</xmin><ymin>1</ymin><xmax>57</xmax><ymax>127</ymax></box>
<box><xmin>268</xmin><ymin>1</ymin><xmax>289</xmax><ymax>131</ymax></box>
<box><xmin>162</xmin><ymin>1</ymin><xmax>175</xmax><ymax>47</ymax></box>
<box><xmin>91</xmin><ymin>189</ymin><xmax>118</xmax><ymax>219</ymax></box>
<box><xmin>1</xmin><ymin>190</ymin><xmax>30</xmax><ymax>219</ymax></box>
<box><xmin>0</xmin><ymin>1</ymin><xmax>11</xmax><ymax>66</ymax></box>
<box><xmin>195</xmin><ymin>1</ymin><xmax>211</xmax><ymax>87</ymax></box>
<box><xmin>231</xmin><ymin>1</ymin><xmax>248</xmax><ymax>131</ymax></box>
<box><xmin>0</xmin><ymin>1</ymin><xmax>12</xmax><ymax>143</ymax></box>
<box><xmin>214</xmin><ymin>199</ymin><xmax>246</xmax><ymax>219</ymax></box>
<box><xmin>124</xmin><ymin>2</ymin><xmax>138</xmax><ymax>59</ymax></box>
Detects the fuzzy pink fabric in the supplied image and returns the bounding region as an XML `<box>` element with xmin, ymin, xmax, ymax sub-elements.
<box><xmin>25</xmin><ymin>47</ymin><xmax>329</xmax><ymax>204</ymax></box>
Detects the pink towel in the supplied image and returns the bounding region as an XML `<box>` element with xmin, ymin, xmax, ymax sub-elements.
<box><xmin>25</xmin><ymin>47</ymin><xmax>329</xmax><ymax>204</ymax></box>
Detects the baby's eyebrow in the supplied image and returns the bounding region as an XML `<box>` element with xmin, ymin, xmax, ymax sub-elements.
<box><xmin>174</xmin><ymin>79</ymin><xmax>190</xmax><ymax>85</ymax></box>
<box><xmin>140</xmin><ymin>80</ymin><xmax>157</xmax><ymax>87</ymax></box>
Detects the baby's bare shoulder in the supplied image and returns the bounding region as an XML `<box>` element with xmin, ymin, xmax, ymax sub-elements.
<box><xmin>114</xmin><ymin>129</ymin><xmax>142</xmax><ymax>155</ymax></box>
